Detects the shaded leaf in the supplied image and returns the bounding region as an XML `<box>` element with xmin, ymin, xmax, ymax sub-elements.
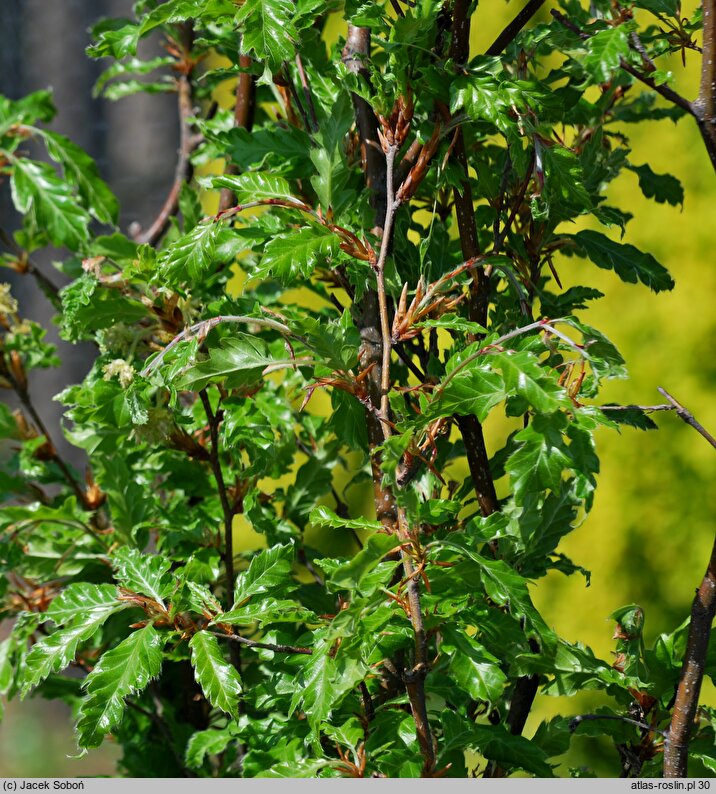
<box><xmin>567</xmin><ymin>230</ymin><xmax>674</xmax><ymax>292</ymax></box>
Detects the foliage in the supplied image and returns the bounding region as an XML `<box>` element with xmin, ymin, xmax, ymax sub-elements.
<box><xmin>0</xmin><ymin>0</ymin><xmax>714</xmax><ymax>779</ymax></box>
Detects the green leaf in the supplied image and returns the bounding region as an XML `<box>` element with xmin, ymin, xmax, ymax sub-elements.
<box><xmin>568</xmin><ymin>230</ymin><xmax>674</xmax><ymax>292</ymax></box>
<box><xmin>0</xmin><ymin>90</ymin><xmax>55</xmax><ymax>138</ymax></box>
<box><xmin>232</xmin><ymin>543</ymin><xmax>295</xmax><ymax>606</ymax></box>
<box><xmin>45</xmin><ymin>584</ymin><xmax>121</xmax><ymax>626</ymax></box>
<box><xmin>583</xmin><ymin>26</ymin><xmax>630</xmax><ymax>84</ymax></box>
<box><xmin>157</xmin><ymin>220</ymin><xmax>224</xmax><ymax>283</ymax></box>
<box><xmin>176</xmin><ymin>334</ymin><xmax>275</xmax><ymax>392</ymax></box>
<box><xmin>431</xmin><ymin>361</ymin><xmax>506</xmax><ymax>422</ymax></box>
<box><xmin>442</xmin><ymin>627</ymin><xmax>508</xmax><ymax>703</ymax></box>
<box><xmin>490</xmin><ymin>350</ymin><xmax>569</xmax><ymax>415</ymax></box>
<box><xmin>41</xmin><ymin>130</ymin><xmax>119</xmax><ymax>224</ymax></box>
<box><xmin>22</xmin><ymin>596</ymin><xmax>127</xmax><ymax>695</ymax></box>
<box><xmin>600</xmin><ymin>405</ymin><xmax>658</xmax><ymax>430</ymax></box>
<box><xmin>218</xmin><ymin>597</ymin><xmax>316</xmax><ymax>626</ymax></box>
<box><xmin>185</xmin><ymin>726</ymin><xmax>238</xmax><ymax>769</ymax></box>
<box><xmin>309</xmin><ymin>505</ymin><xmax>382</xmax><ymax>532</ymax></box>
<box><xmin>76</xmin><ymin>625</ymin><xmax>166</xmax><ymax>748</ymax></box>
<box><xmin>506</xmin><ymin>415</ymin><xmax>573</xmax><ymax>504</ymax></box>
<box><xmin>441</xmin><ymin>711</ymin><xmax>554</xmax><ymax>776</ymax></box>
<box><xmin>235</xmin><ymin>0</ymin><xmax>298</xmax><ymax>70</ymax></box>
<box><xmin>534</xmin><ymin>145</ymin><xmax>592</xmax><ymax>221</ymax></box>
<box><xmin>628</xmin><ymin>162</ymin><xmax>684</xmax><ymax>207</ymax></box>
<box><xmin>257</xmin><ymin>226</ymin><xmax>340</xmax><ymax>283</ymax></box>
<box><xmin>328</xmin><ymin>533</ymin><xmax>399</xmax><ymax>596</ymax></box>
<box><xmin>10</xmin><ymin>158</ymin><xmax>90</xmax><ymax>249</ymax></box>
<box><xmin>632</xmin><ymin>0</ymin><xmax>678</xmax><ymax>17</ymax></box>
<box><xmin>111</xmin><ymin>547</ymin><xmax>173</xmax><ymax>608</ymax></box>
<box><xmin>212</xmin><ymin>172</ymin><xmax>296</xmax><ymax>204</ymax></box>
<box><xmin>189</xmin><ymin>631</ymin><xmax>242</xmax><ymax>718</ymax></box>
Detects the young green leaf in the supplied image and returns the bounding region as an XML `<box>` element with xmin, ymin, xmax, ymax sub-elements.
<box><xmin>22</xmin><ymin>595</ymin><xmax>128</xmax><ymax>695</ymax></box>
<box><xmin>232</xmin><ymin>543</ymin><xmax>295</xmax><ymax>606</ymax></box>
<box><xmin>257</xmin><ymin>226</ymin><xmax>340</xmax><ymax>284</ymax></box>
<box><xmin>176</xmin><ymin>334</ymin><xmax>275</xmax><ymax>392</ymax></box>
<box><xmin>42</xmin><ymin>130</ymin><xmax>119</xmax><ymax>224</ymax></box>
<box><xmin>10</xmin><ymin>158</ymin><xmax>90</xmax><ymax>249</ymax></box>
<box><xmin>189</xmin><ymin>631</ymin><xmax>242</xmax><ymax>718</ymax></box>
<box><xmin>111</xmin><ymin>547</ymin><xmax>173</xmax><ymax>608</ymax></box>
<box><xmin>76</xmin><ymin>625</ymin><xmax>167</xmax><ymax>748</ymax></box>
<box><xmin>235</xmin><ymin>0</ymin><xmax>298</xmax><ymax>70</ymax></box>
<box><xmin>627</xmin><ymin>162</ymin><xmax>684</xmax><ymax>207</ymax></box>
<box><xmin>582</xmin><ymin>26</ymin><xmax>629</xmax><ymax>84</ymax></box>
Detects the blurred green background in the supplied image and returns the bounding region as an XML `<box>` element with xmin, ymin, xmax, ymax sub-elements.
<box><xmin>1</xmin><ymin>0</ymin><xmax>715</xmax><ymax>777</ymax></box>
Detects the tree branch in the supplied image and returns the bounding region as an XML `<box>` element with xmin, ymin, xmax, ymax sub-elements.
<box><xmin>343</xmin><ymin>25</ymin><xmax>434</xmax><ymax>774</ymax></box>
<box><xmin>218</xmin><ymin>54</ymin><xmax>257</xmax><ymax>213</ymax></box>
<box><xmin>199</xmin><ymin>390</ymin><xmax>236</xmax><ymax>602</ymax></box>
<box><xmin>135</xmin><ymin>38</ymin><xmax>198</xmax><ymax>245</ymax></box>
<box><xmin>207</xmin><ymin>629</ymin><xmax>312</xmax><ymax>655</ymax></box>
<box><xmin>658</xmin><ymin>387</ymin><xmax>716</xmax><ymax>450</ymax></box>
<box><xmin>486</xmin><ymin>0</ymin><xmax>546</xmax><ymax>56</ymax></box>
<box><xmin>657</xmin><ymin>388</ymin><xmax>716</xmax><ymax>777</ymax></box>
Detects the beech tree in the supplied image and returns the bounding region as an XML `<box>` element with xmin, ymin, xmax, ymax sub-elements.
<box><xmin>1</xmin><ymin>0</ymin><xmax>715</xmax><ymax>778</ymax></box>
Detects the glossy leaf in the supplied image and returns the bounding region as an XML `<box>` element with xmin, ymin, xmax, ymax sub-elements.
<box><xmin>235</xmin><ymin>0</ymin><xmax>298</xmax><ymax>69</ymax></box>
<box><xmin>111</xmin><ymin>547</ymin><xmax>173</xmax><ymax>608</ymax></box>
<box><xmin>189</xmin><ymin>631</ymin><xmax>242</xmax><ymax>718</ymax></box>
<box><xmin>10</xmin><ymin>158</ymin><xmax>90</xmax><ymax>249</ymax></box>
<box><xmin>76</xmin><ymin>625</ymin><xmax>166</xmax><ymax>748</ymax></box>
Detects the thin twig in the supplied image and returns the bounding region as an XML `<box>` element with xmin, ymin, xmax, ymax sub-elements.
<box><xmin>127</xmin><ymin>695</ymin><xmax>196</xmax><ymax>777</ymax></box>
<box><xmin>207</xmin><ymin>629</ymin><xmax>312</xmax><ymax>655</ymax></box>
<box><xmin>199</xmin><ymin>390</ymin><xmax>236</xmax><ymax>603</ymax></box>
<box><xmin>570</xmin><ymin>713</ymin><xmax>667</xmax><ymax>737</ymax></box>
<box><xmin>5</xmin><ymin>371</ymin><xmax>88</xmax><ymax>508</ymax></box>
<box><xmin>375</xmin><ymin>143</ymin><xmax>400</xmax><ymax>431</ymax></box>
<box><xmin>658</xmin><ymin>387</ymin><xmax>716</xmax><ymax>450</ymax></box>
<box><xmin>135</xmin><ymin>70</ymin><xmax>196</xmax><ymax>245</ymax></box>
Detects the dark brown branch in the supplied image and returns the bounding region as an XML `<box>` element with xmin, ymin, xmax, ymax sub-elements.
<box><xmin>207</xmin><ymin>630</ymin><xmax>312</xmax><ymax>655</ymax></box>
<box><xmin>444</xmin><ymin>0</ymin><xmax>500</xmax><ymax>521</ymax></box>
<box><xmin>664</xmin><ymin>535</ymin><xmax>716</xmax><ymax>776</ymax></box>
<box><xmin>342</xmin><ymin>26</ymin><xmax>388</xmax><ymax>227</ymax></box>
<box><xmin>486</xmin><ymin>0</ymin><xmax>546</xmax><ymax>56</ymax></box>
<box><xmin>218</xmin><ymin>55</ymin><xmax>257</xmax><ymax>213</ymax></box>
<box><xmin>199</xmin><ymin>390</ymin><xmax>236</xmax><ymax>601</ymax></box>
<box><xmin>657</xmin><ymin>389</ymin><xmax>716</xmax><ymax>777</ymax></box>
